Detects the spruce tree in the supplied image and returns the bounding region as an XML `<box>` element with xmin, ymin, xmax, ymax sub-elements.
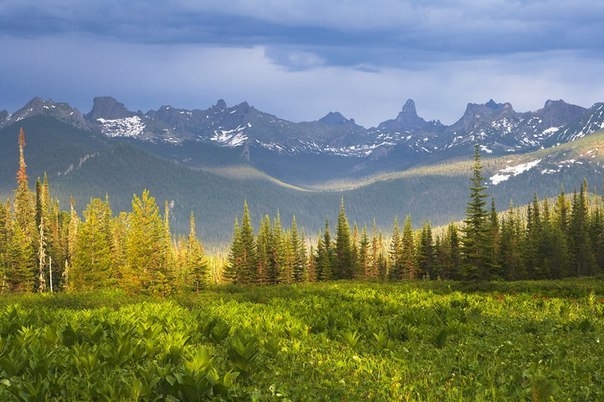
<box><xmin>71</xmin><ymin>198</ymin><xmax>114</xmax><ymax>290</ymax></box>
<box><xmin>569</xmin><ymin>182</ymin><xmax>596</xmax><ymax>276</ymax></box>
<box><xmin>461</xmin><ymin>145</ymin><xmax>492</xmax><ymax>281</ymax></box>
<box><xmin>499</xmin><ymin>211</ymin><xmax>519</xmax><ymax>280</ymax></box>
<box><xmin>357</xmin><ymin>226</ymin><xmax>371</xmax><ymax>280</ymax></box>
<box><xmin>224</xmin><ymin>217</ymin><xmax>242</xmax><ymax>283</ymax></box>
<box><xmin>7</xmin><ymin>223</ymin><xmax>35</xmax><ymax>292</ymax></box>
<box><xmin>388</xmin><ymin>217</ymin><xmax>403</xmax><ymax>280</ymax></box>
<box><xmin>290</xmin><ymin>216</ymin><xmax>307</xmax><ymax>283</ymax></box>
<box><xmin>13</xmin><ymin>128</ymin><xmax>36</xmax><ymax>290</ymax></box>
<box><xmin>315</xmin><ymin>220</ymin><xmax>334</xmax><ymax>281</ymax></box>
<box><xmin>401</xmin><ymin>215</ymin><xmax>417</xmax><ymax>280</ymax></box>
<box><xmin>335</xmin><ymin>199</ymin><xmax>353</xmax><ymax>279</ymax></box>
<box><xmin>417</xmin><ymin>222</ymin><xmax>435</xmax><ymax>279</ymax></box>
<box><xmin>185</xmin><ymin>212</ymin><xmax>207</xmax><ymax>292</ymax></box>
<box><xmin>256</xmin><ymin>215</ymin><xmax>272</xmax><ymax>285</ymax></box>
<box><xmin>226</xmin><ymin>201</ymin><xmax>257</xmax><ymax>284</ymax></box>
<box><xmin>268</xmin><ymin>213</ymin><xmax>284</xmax><ymax>284</ymax></box>
<box><xmin>0</xmin><ymin>202</ymin><xmax>9</xmax><ymax>291</ymax></box>
<box><xmin>124</xmin><ymin>190</ymin><xmax>172</xmax><ymax>295</ymax></box>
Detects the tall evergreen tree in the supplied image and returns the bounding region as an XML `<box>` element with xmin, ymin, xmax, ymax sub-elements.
<box><xmin>70</xmin><ymin>198</ymin><xmax>114</xmax><ymax>290</ymax></box>
<box><xmin>461</xmin><ymin>145</ymin><xmax>492</xmax><ymax>281</ymax></box>
<box><xmin>401</xmin><ymin>215</ymin><xmax>418</xmax><ymax>280</ymax></box>
<box><xmin>224</xmin><ymin>217</ymin><xmax>241</xmax><ymax>283</ymax></box>
<box><xmin>123</xmin><ymin>190</ymin><xmax>172</xmax><ymax>295</ymax></box>
<box><xmin>389</xmin><ymin>217</ymin><xmax>403</xmax><ymax>280</ymax></box>
<box><xmin>335</xmin><ymin>199</ymin><xmax>353</xmax><ymax>279</ymax></box>
<box><xmin>256</xmin><ymin>215</ymin><xmax>272</xmax><ymax>285</ymax></box>
<box><xmin>226</xmin><ymin>201</ymin><xmax>257</xmax><ymax>284</ymax></box>
<box><xmin>357</xmin><ymin>226</ymin><xmax>371</xmax><ymax>280</ymax></box>
<box><xmin>14</xmin><ymin>128</ymin><xmax>35</xmax><ymax>240</ymax></box>
<box><xmin>7</xmin><ymin>223</ymin><xmax>35</xmax><ymax>292</ymax></box>
<box><xmin>417</xmin><ymin>222</ymin><xmax>435</xmax><ymax>279</ymax></box>
<box><xmin>498</xmin><ymin>208</ymin><xmax>525</xmax><ymax>280</ymax></box>
<box><xmin>315</xmin><ymin>220</ymin><xmax>334</xmax><ymax>281</ymax></box>
<box><xmin>569</xmin><ymin>182</ymin><xmax>596</xmax><ymax>276</ymax></box>
<box><xmin>13</xmin><ymin>128</ymin><xmax>36</xmax><ymax>290</ymax></box>
<box><xmin>269</xmin><ymin>213</ymin><xmax>285</xmax><ymax>284</ymax></box>
<box><xmin>290</xmin><ymin>217</ymin><xmax>307</xmax><ymax>283</ymax></box>
<box><xmin>184</xmin><ymin>212</ymin><xmax>207</xmax><ymax>292</ymax></box>
<box><xmin>0</xmin><ymin>202</ymin><xmax>10</xmax><ymax>292</ymax></box>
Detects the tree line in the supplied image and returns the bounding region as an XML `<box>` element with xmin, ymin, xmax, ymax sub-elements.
<box><xmin>0</xmin><ymin>130</ymin><xmax>603</xmax><ymax>294</ymax></box>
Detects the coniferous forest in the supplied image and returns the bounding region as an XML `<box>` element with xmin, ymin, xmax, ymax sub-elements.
<box><xmin>1</xmin><ymin>129</ymin><xmax>603</xmax><ymax>294</ymax></box>
<box><xmin>0</xmin><ymin>129</ymin><xmax>603</xmax><ymax>400</ymax></box>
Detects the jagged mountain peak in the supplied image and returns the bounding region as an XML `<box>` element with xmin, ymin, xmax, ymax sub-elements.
<box><xmin>401</xmin><ymin>99</ymin><xmax>417</xmax><ymax>114</ymax></box>
<box><xmin>376</xmin><ymin>99</ymin><xmax>439</xmax><ymax>133</ymax></box>
<box><xmin>544</xmin><ymin>99</ymin><xmax>568</xmax><ymax>109</ymax></box>
<box><xmin>3</xmin><ymin>97</ymin><xmax>87</xmax><ymax>129</ymax></box>
<box><xmin>451</xmin><ymin>99</ymin><xmax>515</xmax><ymax>132</ymax></box>
<box><xmin>213</xmin><ymin>99</ymin><xmax>227</xmax><ymax>110</ymax></box>
<box><xmin>86</xmin><ymin>96</ymin><xmax>133</xmax><ymax>121</ymax></box>
<box><xmin>234</xmin><ymin>101</ymin><xmax>251</xmax><ymax>113</ymax></box>
<box><xmin>319</xmin><ymin>111</ymin><xmax>353</xmax><ymax>126</ymax></box>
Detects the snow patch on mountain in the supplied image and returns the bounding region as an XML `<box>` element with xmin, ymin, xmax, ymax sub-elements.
<box><xmin>542</xmin><ymin>126</ymin><xmax>560</xmax><ymax>135</ymax></box>
<box><xmin>96</xmin><ymin>116</ymin><xmax>145</xmax><ymax>138</ymax></box>
<box><xmin>211</xmin><ymin>124</ymin><xmax>249</xmax><ymax>147</ymax></box>
<box><xmin>489</xmin><ymin>159</ymin><xmax>542</xmax><ymax>185</ymax></box>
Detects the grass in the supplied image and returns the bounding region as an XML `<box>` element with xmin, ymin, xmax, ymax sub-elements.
<box><xmin>0</xmin><ymin>279</ymin><xmax>602</xmax><ymax>400</ymax></box>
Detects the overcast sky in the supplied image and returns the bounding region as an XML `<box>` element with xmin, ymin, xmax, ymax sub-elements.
<box><xmin>1</xmin><ymin>0</ymin><xmax>603</xmax><ymax>127</ymax></box>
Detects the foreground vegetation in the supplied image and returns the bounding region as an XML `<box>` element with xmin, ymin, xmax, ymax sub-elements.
<box><xmin>0</xmin><ymin>280</ymin><xmax>602</xmax><ymax>400</ymax></box>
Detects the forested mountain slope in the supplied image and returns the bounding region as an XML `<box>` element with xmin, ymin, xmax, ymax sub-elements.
<box><xmin>1</xmin><ymin>114</ymin><xmax>603</xmax><ymax>245</ymax></box>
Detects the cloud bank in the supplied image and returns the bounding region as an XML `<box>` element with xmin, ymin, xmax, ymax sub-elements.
<box><xmin>1</xmin><ymin>0</ymin><xmax>603</xmax><ymax>126</ymax></box>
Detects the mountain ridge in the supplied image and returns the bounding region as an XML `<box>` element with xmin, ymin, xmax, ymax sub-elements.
<box><xmin>2</xmin><ymin>96</ymin><xmax>604</xmax><ymax>185</ymax></box>
<box><xmin>1</xmin><ymin>111</ymin><xmax>604</xmax><ymax>246</ymax></box>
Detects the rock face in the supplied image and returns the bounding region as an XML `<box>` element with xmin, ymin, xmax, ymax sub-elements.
<box><xmin>1</xmin><ymin>97</ymin><xmax>87</xmax><ymax>129</ymax></box>
<box><xmin>319</xmin><ymin>112</ymin><xmax>353</xmax><ymax>126</ymax></box>
<box><xmin>376</xmin><ymin>99</ymin><xmax>443</xmax><ymax>132</ymax></box>
<box><xmin>85</xmin><ymin>97</ymin><xmax>134</xmax><ymax>121</ymax></box>
<box><xmin>3</xmin><ymin>96</ymin><xmax>604</xmax><ymax>167</ymax></box>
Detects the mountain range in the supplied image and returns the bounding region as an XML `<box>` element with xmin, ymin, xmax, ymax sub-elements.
<box><xmin>1</xmin><ymin>96</ymin><xmax>603</xmax><ymax>245</ymax></box>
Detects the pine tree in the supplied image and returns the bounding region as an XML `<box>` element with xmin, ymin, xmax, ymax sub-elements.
<box><xmin>7</xmin><ymin>222</ymin><xmax>35</xmax><ymax>292</ymax></box>
<box><xmin>370</xmin><ymin>221</ymin><xmax>386</xmax><ymax>280</ymax></box>
<box><xmin>14</xmin><ymin>128</ymin><xmax>35</xmax><ymax>240</ymax></box>
<box><xmin>401</xmin><ymin>215</ymin><xmax>417</xmax><ymax>280</ymax></box>
<box><xmin>569</xmin><ymin>181</ymin><xmax>596</xmax><ymax>276</ymax></box>
<box><xmin>224</xmin><ymin>217</ymin><xmax>241</xmax><ymax>283</ymax></box>
<box><xmin>34</xmin><ymin>176</ymin><xmax>54</xmax><ymax>292</ymax></box>
<box><xmin>290</xmin><ymin>216</ymin><xmax>307</xmax><ymax>283</ymax></box>
<box><xmin>226</xmin><ymin>201</ymin><xmax>257</xmax><ymax>284</ymax></box>
<box><xmin>123</xmin><ymin>190</ymin><xmax>172</xmax><ymax>295</ymax></box>
<box><xmin>437</xmin><ymin>223</ymin><xmax>461</xmax><ymax>280</ymax></box>
<box><xmin>70</xmin><ymin>198</ymin><xmax>114</xmax><ymax>290</ymax></box>
<box><xmin>335</xmin><ymin>199</ymin><xmax>353</xmax><ymax>279</ymax></box>
<box><xmin>389</xmin><ymin>217</ymin><xmax>403</xmax><ymax>280</ymax></box>
<box><xmin>62</xmin><ymin>198</ymin><xmax>80</xmax><ymax>291</ymax></box>
<box><xmin>461</xmin><ymin>145</ymin><xmax>492</xmax><ymax>282</ymax></box>
<box><xmin>13</xmin><ymin>128</ymin><xmax>36</xmax><ymax>290</ymax></box>
<box><xmin>184</xmin><ymin>212</ymin><xmax>207</xmax><ymax>293</ymax></box>
<box><xmin>357</xmin><ymin>226</ymin><xmax>371</xmax><ymax>280</ymax></box>
<box><xmin>498</xmin><ymin>208</ymin><xmax>525</xmax><ymax>280</ymax></box>
<box><xmin>268</xmin><ymin>213</ymin><xmax>284</xmax><ymax>284</ymax></box>
<box><xmin>0</xmin><ymin>202</ymin><xmax>10</xmax><ymax>292</ymax></box>
<box><xmin>417</xmin><ymin>222</ymin><xmax>435</xmax><ymax>279</ymax></box>
<box><xmin>315</xmin><ymin>220</ymin><xmax>334</xmax><ymax>281</ymax></box>
<box><xmin>256</xmin><ymin>215</ymin><xmax>272</xmax><ymax>285</ymax></box>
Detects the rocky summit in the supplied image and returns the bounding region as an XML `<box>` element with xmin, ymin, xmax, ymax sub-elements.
<box><xmin>2</xmin><ymin>96</ymin><xmax>604</xmax><ymax>182</ymax></box>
